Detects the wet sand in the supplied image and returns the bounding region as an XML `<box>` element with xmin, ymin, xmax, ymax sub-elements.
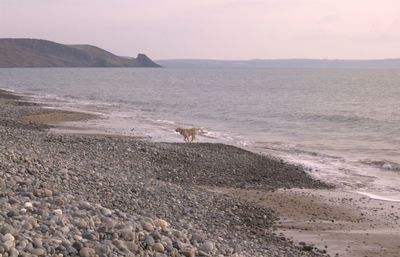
<box><xmin>221</xmin><ymin>188</ymin><xmax>400</xmax><ymax>257</ymax></box>
<box><xmin>22</xmin><ymin>110</ymin><xmax>98</xmax><ymax>124</ymax></box>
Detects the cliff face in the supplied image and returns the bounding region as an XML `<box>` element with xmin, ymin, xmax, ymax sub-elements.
<box><xmin>0</xmin><ymin>38</ymin><xmax>161</xmax><ymax>68</ymax></box>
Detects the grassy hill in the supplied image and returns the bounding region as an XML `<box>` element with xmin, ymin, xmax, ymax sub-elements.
<box><xmin>0</xmin><ymin>38</ymin><xmax>161</xmax><ymax>68</ymax></box>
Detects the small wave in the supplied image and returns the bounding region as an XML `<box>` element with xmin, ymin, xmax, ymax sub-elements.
<box><xmin>204</xmin><ymin>131</ymin><xmax>233</xmax><ymax>140</ymax></box>
<box><xmin>301</xmin><ymin>113</ymin><xmax>377</xmax><ymax>124</ymax></box>
<box><xmin>359</xmin><ymin>159</ymin><xmax>400</xmax><ymax>172</ymax></box>
<box><xmin>141</xmin><ymin>108</ymin><xmax>156</xmax><ymax>112</ymax></box>
<box><xmin>254</xmin><ymin>141</ymin><xmax>344</xmax><ymax>160</ymax></box>
<box><xmin>235</xmin><ymin>140</ymin><xmax>249</xmax><ymax>147</ymax></box>
<box><xmin>3</xmin><ymin>88</ymin><xmax>15</xmax><ymax>92</ymax></box>
<box><xmin>63</xmin><ymin>94</ymin><xmax>80</xmax><ymax>100</ymax></box>
<box><xmin>155</xmin><ymin>119</ymin><xmax>176</xmax><ymax>125</ymax></box>
<box><xmin>200</xmin><ymin>130</ymin><xmax>249</xmax><ymax>147</ymax></box>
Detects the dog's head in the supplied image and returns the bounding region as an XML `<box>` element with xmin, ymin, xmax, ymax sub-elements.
<box><xmin>175</xmin><ymin>128</ymin><xmax>182</xmax><ymax>133</ymax></box>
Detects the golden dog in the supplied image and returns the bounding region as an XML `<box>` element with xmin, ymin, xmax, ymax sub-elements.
<box><xmin>175</xmin><ymin>127</ymin><xmax>204</xmax><ymax>142</ymax></box>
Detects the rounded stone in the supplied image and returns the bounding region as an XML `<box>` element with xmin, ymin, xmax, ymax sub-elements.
<box><xmin>82</xmin><ymin>231</ymin><xmax>97</xmax><ymax>241</ymax></box>
<box><xmin>30</xmin><ymin>248</ymin><xmax>46</xmax><ymax>256</ymax></box>
<box><xmin>72</xmin><ymin>242</ymin><xmax>83</xmax><ymax>251</ymax></box>
<box><xmin>21</xmin><ymin>221</ymin><xmax>31</xmax><ymax>231</ymax></box>
<box><xmin>125</xmin><ymin>241</ymin><xmax>138</xmax><ymax>252</ymax></box>
<box><xmin>8</xmin><ymin>197</ymin><xmax>18</xmax><ymax>205</ymax></box>
<box><xmin>199</xmin><ymin>241</ymin><xmax>214</xmax><ymax>253</ymax></box>
<box><xmin>0</xmin><ymin>178</ymin><xmax>5</xmax><ymax>190</ymax></box>
<box><xmin>6</xmin><ymin>210</ymin><xmax>18</xmax><ymax>217</ymax></box>
<box><xmin>3</xmin><ymin>240</ymin><xmax>14</xmax><ymax>251</ymax></box>
<box><xmin>145</xmin><ymin>236</ymin><xmax>155</xmax><ymax>247</ymax></box>
<box><xmin>0</xmin><ymin>224</ymin><xmax>15</xmax><ymax>235</ymax></box>
<box><xmin>94</xmin><ymin>244</ymin><xmax>111</xmax><ymax>256</ymax></box>
<box><xmin>101</xmin><ymin>208</ymin><xmax>112</xmax><ymax>216</ymax></box>
<box><xmin>79</xmin><ymin>247</ymin><xmax>96</xmax><ymax>257</ymax></box>
<box><xmin>155</xmin><ymin>219</ymin><xmax>168</xmax><ymax>229</ymax></box>
<box><xmin>9</xmin><ymin>247</ymin><xmax>19</xmax><ymax>257</ymax></box>
<box><xmin>43</xmin><ymin>189</ymin><xmax>53</xmax><ymax>197</ymax></box>
<box><xmin>141</xmin><ymin>221</ymin><xmax>154</xmax><ymax>232</ymax></box>
<box><xmin>153</xmin><ymin>243</ymin><xmax>165</xmax><ymax>253</ymax></box>
<box><xmin>53</xmin><ymin>197</ymin><xmax>64</xmax><ymax>206</ymax></box>
<box><xmin>180</xmin><ymin>246</ymin><xmax>195</xmax><ymax>257</ymax></box>
<box><xmin>112</xmin><ymin>240</ymin><xmax>126</xmax><ymax>250</ymax></box>
<box><xmin>123</xmin><ymin>230</ymin><xmax>135</xmax><ymax>241</ymax></box>
<box><xmin>191</xmin><ymin>233</ymin><xmax>206</xmax><ymax>244</ymax></box>
<box><xmin>2</xmin><ymin>233</ymin><xmax>15</xmax><ymax>243</ymax></box>
<box><xmin>78</xmin><ymin>201</ymin><xmax>91</xmax><ymax>210</ymax></box>
<box><xmin>53</xmin><ymin>209</ymin><xmax>63</xmax><ymax>216</ymax></box>
<box><xmin>75</xmin><ymin>220</ymin><xmax>88</xmax><ymax>229</ymax></box>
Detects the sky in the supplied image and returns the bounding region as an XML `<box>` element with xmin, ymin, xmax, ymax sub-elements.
<box><xmin>1</xmin><ymin>0</ymin><xmax>400</xmax><ymax>59</ymax></box>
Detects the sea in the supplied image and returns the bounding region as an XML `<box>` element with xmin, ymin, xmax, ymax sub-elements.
<box><xmin>1</xmin><ymin>67</ymin><xmax>400</xmax><ymax>202</ymax></box>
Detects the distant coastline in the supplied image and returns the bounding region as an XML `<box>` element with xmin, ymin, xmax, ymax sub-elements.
<box><xmin>0</xmin><ymin>38</ymin><xmax>161</xmax><ymax>68</ymax></box>
<box><xmin>157</xmin><ymin>58</ymin><xmax>400</xmax><ymax>69</ymax></box>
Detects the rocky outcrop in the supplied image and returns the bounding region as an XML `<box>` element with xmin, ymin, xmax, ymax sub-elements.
<box><xmin>0</xmin><ymin>38</ymin><xmax>161</xmax><ymax>68</ymax></box>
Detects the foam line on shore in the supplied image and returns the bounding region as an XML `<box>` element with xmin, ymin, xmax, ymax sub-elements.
<box><xmin>355</xmin><ymin>191</ymin><xmax>400</xmax><ymax>202</ymax></box>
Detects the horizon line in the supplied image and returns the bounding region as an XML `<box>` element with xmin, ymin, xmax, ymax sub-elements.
<box><xmin>156</xmin><ymin>58</ymin><xmax>400</xmax><ymax>61</ymax></box>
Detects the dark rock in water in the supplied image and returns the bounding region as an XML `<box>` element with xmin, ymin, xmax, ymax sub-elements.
<box><xmin>135</xmin><ymin>53</ymin><xmax>162</xmax><ymax>67</ymax></box>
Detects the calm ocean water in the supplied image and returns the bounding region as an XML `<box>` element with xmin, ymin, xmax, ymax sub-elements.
<box><xmin>1</xmin><ymin>68</ymin><xmax>400</xmax><ymax>201</ymax></box>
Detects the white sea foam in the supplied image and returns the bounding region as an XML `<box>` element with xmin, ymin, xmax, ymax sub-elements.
<box><xmin>155</xmin><ymin>119</ymin><xmax>176</xmax><ymax>124</ymax></box>
<box><xmin>355</xmin><ymin>191</ymin><xmax>400</xmax><ymax>202</ymax></box>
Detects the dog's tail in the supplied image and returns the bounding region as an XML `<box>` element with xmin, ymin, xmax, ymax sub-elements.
<box><xmin>197</xmin><ymin>128</ymin><xmax>205</xmax><ymax>134</ymax></box>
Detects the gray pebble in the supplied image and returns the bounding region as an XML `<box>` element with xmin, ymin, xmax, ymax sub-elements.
<box><xmin>199</xmin><ymin>241</ymin><xmax>214</xmax><ymax>253</ymax></box>
<box><xmin>79</xmin><ymin>247</ymin><xmax>96</xmax><ymax>257</ymax></box>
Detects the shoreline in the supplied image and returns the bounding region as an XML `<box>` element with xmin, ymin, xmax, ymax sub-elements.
<box><xmin>6</xmin><ymin>87</ymin><xmax>400</xmax><ymax>204</ymax></box>
<box><xmin>0</xmin><ymin>88</ymin><xmax>328</xmax><ymax>257</ymax></box>
<box><xmin>1</xmin><ymin>88</ymin><xmax>400</xmax><ymax>256</ymax></box>
<box><xmin>8</xmin><ymin>87</ymin><xmax>400</xmax><ymax>202</ymax></box>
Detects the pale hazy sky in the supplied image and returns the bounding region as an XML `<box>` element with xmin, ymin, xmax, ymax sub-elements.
<box><xmin>1</xmin><ymin>0</ymin><xmax>400</xmax><ymax>59</ymax></box>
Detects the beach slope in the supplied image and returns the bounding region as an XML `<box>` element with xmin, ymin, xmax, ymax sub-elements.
<box><xmin>0</xmin><ymin>89</ymin><xmax>330</xmax><ymax>256</ymax></box>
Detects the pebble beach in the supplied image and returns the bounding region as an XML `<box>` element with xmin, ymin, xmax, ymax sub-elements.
<box><xmin>1</xmin><ymin>89</ymin><xmax>400</xmax><ymax>257</ymax></box>
<box><xmin>0</xmin><ymin>89</ymin><xmax>332</xmax><ymax>257</ymax></box>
